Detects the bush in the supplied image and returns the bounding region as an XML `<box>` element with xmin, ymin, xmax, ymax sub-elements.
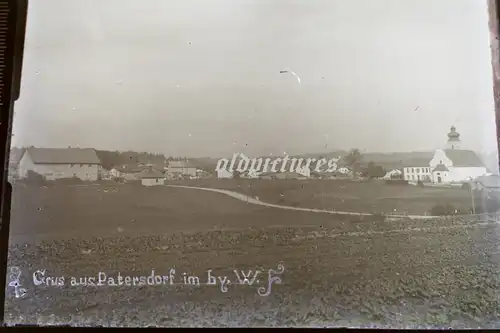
<box><xmin>430</xmin><ymin>203</ymin><xmax>456</xmax><ymax>216</ymax></box>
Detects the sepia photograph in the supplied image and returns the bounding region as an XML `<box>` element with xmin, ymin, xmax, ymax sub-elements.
<box><xmin>4</xmin><ymin>0</ymin><xmax>500</xmax><ymax>328</ymax></box>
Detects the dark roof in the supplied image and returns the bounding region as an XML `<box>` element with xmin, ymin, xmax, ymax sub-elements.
<box><xmin>139</xmin><ymin>167</ymin><xmax>164</xmax><ymax>179</ymax></box>
<box><xmin>433</xmin><ymin>163</ymin><xmax>449</xmax><ymax>172</ymax></box>
<box><xmin>444</xmin><ymin>149</ymin><xmax>484</xmax><ymax>167</ymax></box>
<box><xmin>168</xmin><ymin>160</ymin><xmax>197</xmax><ymax>168</ymax></box>
<box><xmin>25</xmin><ymin>148</ymin><xmax>101</xmax><ymax>165</ymax></box>
<box><xmin>474</xmin><ymin>175</ymin><xmax>500</xmax><ymax>188</ymax></box>
<box><xmin>117</xmin><ymin>165</ymin><xmax>144</xmax><ymax>173</ymax></box>
<box><xmin>359</xmin><ymin>152</ymin><xmax>434</xmax><ymax>168</ymax></box>
<box><xmin>118</xmin><ymin>165</ymin><xmax>164</xmax><ymax>174</ymax></box>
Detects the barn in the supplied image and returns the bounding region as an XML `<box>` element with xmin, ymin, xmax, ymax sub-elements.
<box><xmin>167</xmin><ymin>160</ymin><xmax>197</xmax><ymax>178</ymax></box>
<box><xmin>139</xmin><ymin>167</ymin><xmax>165</xmax><ymax>186</ymax></box>
<box><xmin>18</xmin><ymin>147</ymin><xmax>102</xmax><ymax>181</ymax></box>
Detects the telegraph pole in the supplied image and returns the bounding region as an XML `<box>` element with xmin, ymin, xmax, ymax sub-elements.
<box><xmin>470</xmin><ymin>181</ymin><xmax>476</xmax><ymax>214</ymax></box>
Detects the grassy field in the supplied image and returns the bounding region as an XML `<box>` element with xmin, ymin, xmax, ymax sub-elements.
<box><xmin>4</xmin><ymin>184</ymin><xmax>500</xmax><ymax>327</ymax></box>
<box><xmin>168</xmin><ymin>179</ymin><xmax>472</xmax><ymax>215</ymax></box>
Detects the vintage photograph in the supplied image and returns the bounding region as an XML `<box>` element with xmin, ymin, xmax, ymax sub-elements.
<box><xmin>4</xmin><ymin>0</ymin><xmax>500</xmax><ymax>328</ymax></box>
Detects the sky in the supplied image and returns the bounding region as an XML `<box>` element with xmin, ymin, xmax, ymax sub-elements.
<box><xmin>11</xmin><ymin>0</ymin><xmax>499</xmax><ymax>158</ymax></box>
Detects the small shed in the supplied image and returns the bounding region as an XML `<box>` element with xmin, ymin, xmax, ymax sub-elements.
<box><xmin>139</xmin><ymin>167</ymin><xmax>165</xmax><ymax>186</ymax></box>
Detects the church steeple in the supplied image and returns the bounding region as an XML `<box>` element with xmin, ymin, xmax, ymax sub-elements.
<box><xmin>447</xmin><ymin>125</ymin><xmax>461</xmax><ymax>150</ymax></box>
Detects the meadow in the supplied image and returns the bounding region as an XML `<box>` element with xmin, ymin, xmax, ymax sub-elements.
<box><xmin>4</xmin><ymin>183</ymin><xmax>500</xmax><ymax>327</ymax></box>
<box><xmin>168</xmin><ymin>179</ymin><xmax>473</xmax><ymax>215</ymax></box>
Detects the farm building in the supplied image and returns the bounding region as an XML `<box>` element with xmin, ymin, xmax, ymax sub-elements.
<box><xmin>167</xmin><ymin>160</ymin><xmax>197</xmax><ymax>177</ymax></box>
<box><xmin>111</xmin><ymin>166</ymin><xmax>143</xmax><ymax>181</ymax></box>
<box><xmin>472</xmin><ymin>175</ymin><xmax>500</xmax><ymax>192</ymax></box>
<box><xmin>18</xmin><ymin>147</ymin><xmax>102</xmax><ymax>181</ymax></box>
<box><xmin>471</xmin><ymin>175</ymin><xmax>500</xmax><ymax>213</ymax></box>
<box><xmin>112</xmin><ymin>165</ymin><xmax>164</xmax><ymax>181</ymax></box>
<box><xmin>217</xmin><ymin>169</ymin><xmax>233</xmax><ymax>179</ymax></box>
<box><xmin>139</xmin><ymin>167</ymin><xmax>165</xmax><ymax>186</ymax></box>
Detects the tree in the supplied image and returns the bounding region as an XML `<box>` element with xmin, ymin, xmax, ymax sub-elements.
<box><xmin>366</xmin><ymin>161</ymin><xmax>385</xmax><ymax>179</ymax></box>
<box><xmin>344</xmin><ymin>148</ymin><xmax>363</xmax><ymax>175</ymax></box>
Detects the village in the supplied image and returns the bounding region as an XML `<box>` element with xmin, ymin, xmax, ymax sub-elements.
<box><xmin>7</xmin><ymin>126</ymin><xmax>499</xmax><ymax>188</ymax></box>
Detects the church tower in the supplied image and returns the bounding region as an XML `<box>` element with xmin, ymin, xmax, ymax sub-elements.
<box><xmin>446</xmin><ymin>125</ymin><xmax>461</xmax><ymax>150</ymax></box>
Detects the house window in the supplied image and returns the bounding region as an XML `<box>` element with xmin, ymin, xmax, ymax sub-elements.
<box><xmin>416</xmin><ymin>168</ymin><xmax>420</xmax><ymax>173</ymax></box>
<box><xmin>70</xmin><ymin>164</ymin><xmax>74</xmax><ymax>167</ymax></box>
<box><xmin>80</xmin><ymin>164</ymin><xmax>84</xmax><ymax>167</ymax></box>
<box><xmin>73</xmin><ymin>173</ymin><xmax>77</xmax><ymax>177</ymax></box>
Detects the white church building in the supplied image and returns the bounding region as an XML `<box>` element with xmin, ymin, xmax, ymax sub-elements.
<box><xmin>403</xmin><ymin>126</ymin><xmax>488</xmax><ymax>184</ymax></box>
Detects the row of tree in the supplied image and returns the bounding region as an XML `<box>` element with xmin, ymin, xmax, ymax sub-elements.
<box><xmin>95</xmin><ymin>151</ymin><xmax>191</xmax><ymax>170</ymax></box>
<box><xmin>342</xmin><ymin>148</ymin><xmax>390</xmax><ymax>179</ymax></box>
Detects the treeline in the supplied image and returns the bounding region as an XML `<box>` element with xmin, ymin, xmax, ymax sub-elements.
<box><xmin>95</xmin><ymin>150</ymin><xmax>190</xmax><ymax>169</ymax></box>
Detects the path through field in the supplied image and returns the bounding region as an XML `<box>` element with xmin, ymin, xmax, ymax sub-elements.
<box><xmin>165</xmin><ymin>185</ymin><xmax>437</xmax><ymax>219</ymax></box>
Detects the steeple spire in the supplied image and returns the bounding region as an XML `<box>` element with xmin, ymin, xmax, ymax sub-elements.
<box><xmin>446</xmin><ymin>125</ymin><xmax>461</xmax><ymax>150</ymax></box>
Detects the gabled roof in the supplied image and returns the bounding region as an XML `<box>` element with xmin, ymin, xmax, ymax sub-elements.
<box><xmin>117</xmin><ymin>165</ymin><xmax>144</xmax><ymax>173</ymax></box>
<box><xmin>118</xmin><ymin>164</ymin><xmax>164</xmax><ymax>174</ymax></box>
<box><xmin>474</xmin><ymin>175</ymin><xmax>500</xmax><ymax>189</ymax></box>
<box><xmin>168</xmin><ymin>160</ymin><xmax>197</xmax><ymax>168</ymax></box>
<box><xmin>433</xmin><ymin>163</ymin><xmax>449</xmax><ymax>172</ymax></box>
<box><xmin>359</xmin><ymin>152</ymin><xmax>434</xmax><ymax>168</ymax></box>
<box><xmin>25</xmin><ymin>148</ymin><xmax>101</xmax><ymax>165</ymax></box>
<box><xmin>402</xmin><ymin>159</ymin><xmax>431</xmax><ymax>167</ymax></box>
<box><xmin>139</xmin><ymin>167</ymin><xmax>165</xmax><ymax>179</ymax></box>
<box><xmin>444</xmin><ymin>149</ymin><xmax>484</xmax><ymax>167</ymax></box>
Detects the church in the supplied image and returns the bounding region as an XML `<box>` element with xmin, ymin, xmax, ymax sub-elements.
<box><xmin>403</xmin><ymin>126</ymin><xmax>488</xmax><ymax>184</ymax></box>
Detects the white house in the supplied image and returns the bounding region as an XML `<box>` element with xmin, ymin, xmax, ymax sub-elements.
<box><xmin>337</xmin><ymin>167</ymin><xmax>350</xmax><ymax>175</ymax></box>
<box><xmin>109</xmin><ymin>168</ymin><xmax>121</xmax><ymax>178</ymax></box>
<box><xmin>18</xmin><ymin>147</ymin><xmax>102</xmax><ymax>181</ymax></box>
<box><xmin>139</xmin><ymin>167</ymin><xmax>165</xmax><ymax>186</ymax></box>
<box><xmin>217</xmin><ymin>169</ymin><xmax>234</xmax><ymax>179</ymax></box>
<box><xmin>403</xmin><ymin>165</ymin><xmax>432</xmax><ymax>182</ymax></box>
<box><xmin>167</xmin><ymin>160</ymin><xmax>197</xmax><ymax>178</ymax></box>
<box><xmin>383</xmin><ymin>169</ymin><xmax>402</xmax><ymax>180</ymax></box>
